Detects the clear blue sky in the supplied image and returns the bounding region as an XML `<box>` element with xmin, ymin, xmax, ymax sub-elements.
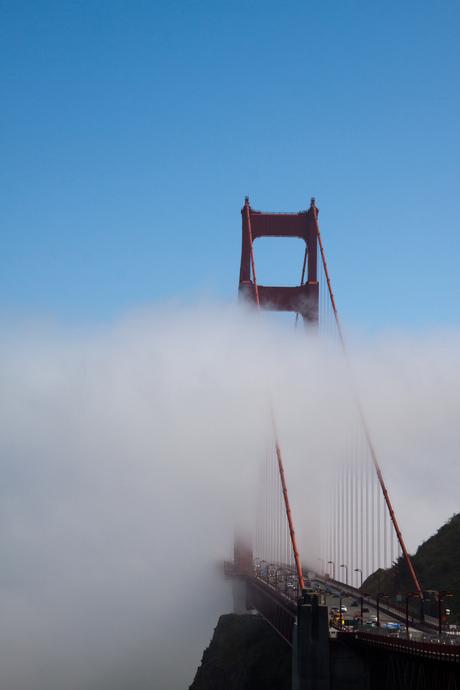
<box><xmin>1</xmin><ymin>0</ymin><xmax>459</xmax><ymax>331</ymax></box>
<box><xmin>1</xmin><ymin>6</ymin><xmax>459</xmax><ymax>686</ymax></box>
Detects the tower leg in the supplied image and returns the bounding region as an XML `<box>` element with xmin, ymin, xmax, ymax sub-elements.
<box><xmin>232</xmin><ymin>577</ymin><xmax>247</xmax><ymax>615</ymax></box>
<box><xmin>292</xmin><ymin>594</ymin><xmax>330</xmax><ymax>690</ymax></box>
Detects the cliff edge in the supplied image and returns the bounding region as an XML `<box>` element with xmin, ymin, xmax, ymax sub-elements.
<box><xmin>189</xmin><ymin>613</ymin><xmax>291</xmax><ymax>690</ymax></box>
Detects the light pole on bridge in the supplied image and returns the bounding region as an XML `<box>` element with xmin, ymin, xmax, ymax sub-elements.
<box><xmin>261</xmin><ymin>560</ymin><xmax>267</xmax><ymax>580</ymax></box>
<box><xmin>328</xmin><ymin>560</ymin><xmax>335</xmax><ymax>581</ymax></box>
<box><xmin>376</xmin><ymin>592</ymin><xmax>388</xmax><ymax>628</ymax></box>
<box><xmin>354</xmin><ymin>568</ymin><xmax>363</xmax><ymax>590</ymax></box>
<box><xmin>268</xmin><ymin>563</ymin><xmax>275</xmax><ymax>584</ymax></box>
<box><xmin>340</xmin><ymin>564</ymin><xmax>348</xmax><ymax>585</ymax></box>
<box><xmin>437</xmin><ymin>591</ymin><xmax>453</xmax><ymax>637</ymax></box>
<box><xmin>360</xmin><ymin>592</ymin><xmax>371</xmax><ymax>624</ymax></box>
<box><xmin>339</xmin><ymin>592</ymin><xmax>351</xmax><ymax>631</ymax></box>
<box><xmin>405</xmin><ymin>591</ymin><xmax>419</xmax><ymax>637</ymax></box>
<box><xmin>276</xmin><ymin>567</ymin><xmax>285</xmax><ymax>591</ymax></box>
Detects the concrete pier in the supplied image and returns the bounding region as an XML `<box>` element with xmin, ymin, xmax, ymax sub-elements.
<box><xmin>292</xmin><ymin>592</ymin><xmax>330</xmax><ymax>690</ymax></box>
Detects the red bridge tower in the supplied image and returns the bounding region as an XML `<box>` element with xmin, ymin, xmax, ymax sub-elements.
<box><xmin>238</xmin><ymin>196</ymin><xmax>320</xmax><ymax>325</ymax></box>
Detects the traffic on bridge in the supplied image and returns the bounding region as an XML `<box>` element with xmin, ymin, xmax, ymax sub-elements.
<box><xmin>228</xmin><ymin>197</ymin><xmax>459</xmax><ymax>689</ymax></box>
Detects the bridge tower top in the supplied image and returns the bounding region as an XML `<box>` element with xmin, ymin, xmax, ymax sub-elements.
<box><xmin>238</xmin><ymin>197</ymin><xmax>320</xmax><ymax>325</ymax></box>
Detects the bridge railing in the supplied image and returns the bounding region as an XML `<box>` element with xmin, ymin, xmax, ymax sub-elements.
<box><xmin>352</xmin><ymin>629</ymin><xmax>460</xmax><ymax>662</ymax></box>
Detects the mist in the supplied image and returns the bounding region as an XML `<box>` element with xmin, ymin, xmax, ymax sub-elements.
<box><xmin>0</xmin><ymin>303</ymin><xmax>458</xmax><ymax>689</ymax></box>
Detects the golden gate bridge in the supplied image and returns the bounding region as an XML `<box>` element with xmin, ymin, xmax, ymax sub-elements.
<box><xmin>225</xmin><ymin>197</ymin><xmax>458</xmax><ymax>690</ymax></box>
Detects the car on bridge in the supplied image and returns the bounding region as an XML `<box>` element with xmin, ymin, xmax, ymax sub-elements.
<box><xmin>286</xmin><ymin>576</ymin><xmax>296</xmax><ymax>589</ymax></box>
<box><xmin>385</xmin><ymin>623</ymin><xmax>400</xmax><ymax>635</ymax></box>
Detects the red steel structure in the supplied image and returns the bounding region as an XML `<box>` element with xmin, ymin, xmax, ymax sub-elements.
<box><xmin>238</xmin><ymin>196</ymin><xmax>319</xmax><ymax>325</ymax></box>
<box><xmin>237</xmin><ymin>195</ymin><xmax>423</xmax><ymax>607</ymax></box>
<box><xmin>227</xmin><ymin>197</ymin><xmax>460</xmax><ymax>687</ymax></box>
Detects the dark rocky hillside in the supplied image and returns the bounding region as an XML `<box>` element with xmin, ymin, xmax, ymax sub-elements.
<box><xmin>363</xmin><ymin>512</ymin><xmax>460</xmax><ymax>622</ymax></box>
<box><xmin>189</xmin><ymin>613</ymin><xmax>291</xmax><ymax>690</ymax></box>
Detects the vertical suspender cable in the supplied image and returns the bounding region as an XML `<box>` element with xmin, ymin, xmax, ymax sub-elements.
<box><xmin>366</xmin><ymin>454</ymin><xmax>370</xmax><ymax>577</ymax></box>
<box><xmin>376</xmin><ymin>476</ymin><xmax>380</xmax><ymax>572</ymax></box>
<box><xmin>372</xmin><ymin>470</ymin><xmax>376</xmax><ymax>574</ymax></box>
<box><xmin>384</xmin><ymin>496</ymin><xmax>388</xmax><ymax>569</ymax></box>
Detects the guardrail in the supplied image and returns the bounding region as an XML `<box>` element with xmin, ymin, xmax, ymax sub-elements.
<box><xmin>352</xmin><ymin>629</ymin><xmax>460</xmax><ymax>662</ymax></box>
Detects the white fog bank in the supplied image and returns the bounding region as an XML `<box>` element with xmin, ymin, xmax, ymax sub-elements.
<box><xmin>0</xmin><ymin>303</ymin><xmax>458</xmax><ymax>688</ymax></box>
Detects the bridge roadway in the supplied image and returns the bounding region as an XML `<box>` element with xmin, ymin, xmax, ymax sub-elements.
<box><xmin>245</xmin><ymin>569</ymin><xmax>422</xmax><ymax>638</ymax></box>
<box><xmin>227</xmin><ymin>565</ymin><xmax>460</xmax><ymax>688</ymax></box>
<box><xmin>302</xmin><ymin>575</ymin><xmax>409</xmax><ymax>631</ymax></box>
<box><xmin>232</xmin><ymin>564</ymin><xmax>460</xmax><ymax>645</ymax></box>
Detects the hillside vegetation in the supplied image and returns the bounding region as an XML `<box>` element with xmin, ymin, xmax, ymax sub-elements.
<box><xmin>363</xmin><ymin>513</ymin><xmax>460</xmax><ymax>622</ymax></box>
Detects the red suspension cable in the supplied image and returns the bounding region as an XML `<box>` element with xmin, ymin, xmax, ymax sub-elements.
<box><xmin>245</xmin><ymin>199</ymin><xmax>260</xmax><ymax>309</ymax></box>
<box><xmin>271</xmin><ymin>406</ymin><xmax>305</xmax><ymax>591</ymax></box>
<box><xmin>311</xmin><ymin>204</ymin><xmax>423</xmax><ymax>600</ymax></box>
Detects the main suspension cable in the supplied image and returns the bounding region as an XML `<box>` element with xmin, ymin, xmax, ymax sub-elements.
<box><xmin>311</xmin><ymin>203</ymin><xmax>423</xmax><ymax>600</ymax></box>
